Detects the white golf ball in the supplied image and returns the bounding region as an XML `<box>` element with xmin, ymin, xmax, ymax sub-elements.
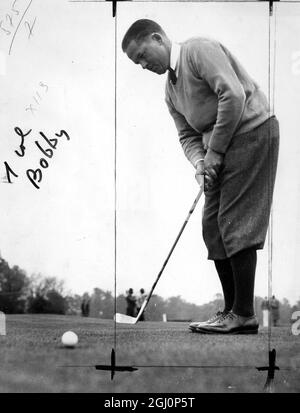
<box><xmin>61</xmin><ymin>331</ymin><xmax>78</xmax><ymax>347</ymax></box>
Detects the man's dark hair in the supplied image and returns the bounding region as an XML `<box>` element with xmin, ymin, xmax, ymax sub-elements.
<box><xmin>122</xmin><ymin>19</ymin><xmax>166</xmax><ymax>52</ymax></box>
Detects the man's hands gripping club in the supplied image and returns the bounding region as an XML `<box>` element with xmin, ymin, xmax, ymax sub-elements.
<box><xmin>195</xmin><ymin>148</ymin><xmax>224</xmax><ymax>191</ymax></box>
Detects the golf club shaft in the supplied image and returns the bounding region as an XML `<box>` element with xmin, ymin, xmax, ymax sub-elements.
<box><xmin>136</xmin><ymin>182</ymin><xmax>204</xmax><ymax>322</ymax></box>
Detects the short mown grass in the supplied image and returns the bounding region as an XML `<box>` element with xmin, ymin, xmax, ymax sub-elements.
<box><xmin>0</xmin><ymin>315</ymin><xmax>299</xmax><ymax>393</ymax></box>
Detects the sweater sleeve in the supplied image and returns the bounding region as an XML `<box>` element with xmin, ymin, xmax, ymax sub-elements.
<box><xmin>165</xmin><ymin>96</ymin><xmax>205</xmax><ymax>168</ymax></box>
<box><xmin>188</xmin><ymin>39</ymin><xmax>246</xmax><ymax>154</ymax></box>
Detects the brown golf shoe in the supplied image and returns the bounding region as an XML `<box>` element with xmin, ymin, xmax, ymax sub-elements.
<box><xmin>189</xmin><ymin>311</ymin><xmax>228</xmax><ymax>332</ymax></box>
<box><xmin>192</xmin><ymin>311</ymin><xmax>259</xmax><ymax>334</ymax></box>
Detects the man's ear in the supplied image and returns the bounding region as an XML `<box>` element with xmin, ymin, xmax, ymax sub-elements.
<box><xmin>151</xmin><ymin>33</ymin><xmax>163</xmax><ymax>44</ymax></box>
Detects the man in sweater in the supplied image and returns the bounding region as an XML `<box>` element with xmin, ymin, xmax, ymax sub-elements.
<box><xmin>122</xmin><ymin>19</ymin><xmax>279</xmax><ymax>334</ymax></box>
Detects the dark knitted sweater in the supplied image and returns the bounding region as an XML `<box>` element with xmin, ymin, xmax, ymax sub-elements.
<box><xmin>165</xmin><ymin>37</ymin><xmax>270</xmax><ymax>167</ymax></box>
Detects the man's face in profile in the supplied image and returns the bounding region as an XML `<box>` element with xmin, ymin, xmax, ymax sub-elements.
<box><xmin>125</xmin><ymin>34</ymin><xmax>169</xmax><ymax>75</ymax></box>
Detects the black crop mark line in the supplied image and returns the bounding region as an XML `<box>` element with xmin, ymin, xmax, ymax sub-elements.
<box><xmin>257</xmin><ymin>349</ymin><xmax>280</xmax><ymax>392</ymax></box>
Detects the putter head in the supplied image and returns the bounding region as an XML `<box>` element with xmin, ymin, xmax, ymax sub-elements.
<box><xmin>114</xmin><ymin>297</ymin><xmax>148</xmax><ymax>324</ymax></box>
<box><xmin>114</xmin><ymin>313</ymin><xmax>137</xmax><ymax>324</ymax></box>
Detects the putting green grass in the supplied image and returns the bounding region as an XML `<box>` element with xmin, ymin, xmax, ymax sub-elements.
<box><xmin>0</xmin><ymin>315</ymin><xmax>299</xmax><ymax>393</ymax></box>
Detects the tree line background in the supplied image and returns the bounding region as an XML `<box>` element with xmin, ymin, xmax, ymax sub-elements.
<box><xmin>0</xmin><ymin>256</ymin><xmax>299</xmax><ymax>325</ymax></box>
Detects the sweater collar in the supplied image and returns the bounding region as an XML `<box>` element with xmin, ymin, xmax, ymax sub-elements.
<box><xmin>170</xmin><ymin>42</ymin><xmax>181</xmax><ymax>77</ymax></box>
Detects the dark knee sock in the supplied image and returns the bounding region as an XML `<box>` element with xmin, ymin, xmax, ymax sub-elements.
<box><xmin>214</xmin><ymin>258</ymin><xmax>235</xmax><ymax>313</ymax></box>
<box><xmin>230</xmin><ymin>248</ymin><xmax>257</xmax><ymax>317</ymax></box>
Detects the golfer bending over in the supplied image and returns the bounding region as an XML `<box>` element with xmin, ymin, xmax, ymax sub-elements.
<box><xmin>122</xmin><ymin>19</ymin><xmax>279</xmax><ymax>334</ymax></box>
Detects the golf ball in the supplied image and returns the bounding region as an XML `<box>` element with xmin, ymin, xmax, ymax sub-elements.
<box><xmin>61</xmin><ymin>331</ymin><xmax>78</xmax><ymax>347</ymax></box>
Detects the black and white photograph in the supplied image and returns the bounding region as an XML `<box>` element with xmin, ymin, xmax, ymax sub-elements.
<box><xmin>0</xmin><ymin>0</ymin><xmax>299</xmax><ymax>395</ymax></box>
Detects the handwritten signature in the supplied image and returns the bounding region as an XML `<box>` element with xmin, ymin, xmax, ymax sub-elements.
<box><xmin>3</xmin><ymin>127</ymin><xmax>70</xmax><ymax>189</ymax></box>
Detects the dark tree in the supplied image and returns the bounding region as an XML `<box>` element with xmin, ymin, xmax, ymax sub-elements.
<box><xmin>90</xmin><ymin>288</ymin><xmax>114</xmax><ymax>318</ymax></box>
<box><xmin>0</xmin><ymin>260</ymin><xmax>29</xmax><ymax>313</ymax></box>
<box><xmin>27</xmin><ymin>275</ymin><xmax>67</xmax><ymax>314</ymax></box>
